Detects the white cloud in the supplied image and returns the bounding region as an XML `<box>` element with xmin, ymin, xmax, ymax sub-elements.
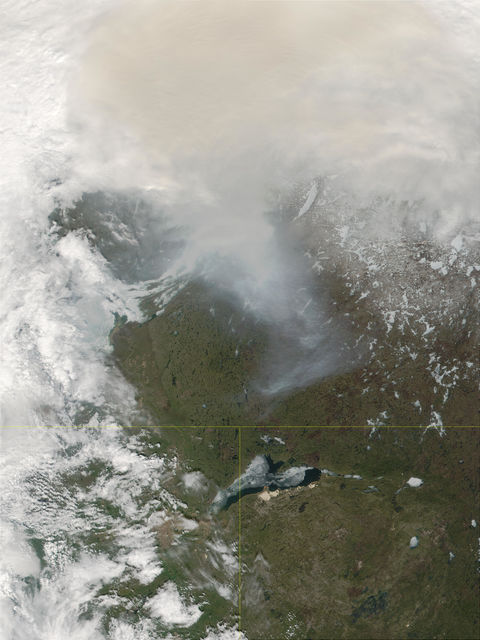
<box><xmin>145</xmin><ymin>582</ymin><xmax>202</xmax><ymax>627</ymax></box>
<box><xmin>406</xmin><ymin>477</ymin><xmax>424</xmax><ymax>488</ymax></box>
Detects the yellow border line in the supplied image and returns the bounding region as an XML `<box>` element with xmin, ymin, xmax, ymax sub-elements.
<box><xmin>1</xmin><ymin>423</ymin><xmax>477</xmax><ymax>638</ymax></box>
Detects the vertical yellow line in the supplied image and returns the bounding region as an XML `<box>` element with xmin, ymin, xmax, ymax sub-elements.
<box><xmin>238</xmin><ymin>426</ymin><xmax>242</xmax><ymax>637</ymax></box>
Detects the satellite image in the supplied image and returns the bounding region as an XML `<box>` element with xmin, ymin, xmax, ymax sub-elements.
<box><xmin>0</xmin><ymin>0</ymin><xmax>478</xmax><ymax>427</ymax></box>
<box><xmin>0</xmin><ymin>0</ymin><xmax>479</xmax><ymax>638</ymax></box>
<box><xmin>1</xmin><ymin>426</ymin><xmax>478</xmax><ymax>638</ymax></box>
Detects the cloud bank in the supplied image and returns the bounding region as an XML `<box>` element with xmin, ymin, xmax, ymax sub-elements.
<box><xmin>69</xmin><ymin>0</ymin><xmax>479</xmax><ymax>392</ymax></box>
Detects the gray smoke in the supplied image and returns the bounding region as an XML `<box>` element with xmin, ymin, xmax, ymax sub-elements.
<box><xmin>68</xmin><ymin>0</ymin><xmax>479</xmax><ymax>392</ymax></box>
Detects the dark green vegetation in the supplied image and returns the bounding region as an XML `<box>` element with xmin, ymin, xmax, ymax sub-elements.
<box><xmin>50</xmin><ymin>428</ymin><xmax>241</xmax><ymax>640</ymax></box>
<box><xmin>116</xmin><ymin>430</ymin><xmax>239</xmax><ymax>640</ymax></box>
<box><xmin>127</xmin><ymin>426</ymin><xmax>241</xmax><ymax>488</ymax></box>
<box><xmin>111</xmin><ymin>276</ymin><xmax>479</xmax><ymax>425</ymax></box>
<box><xmin>238</xmin><ymin>427</ymin><xmax>479</xmax><ymax>639</ymax></box>
<box><xmin>50</xmin><ymin>190</ymin><xmax>479</xmax><ymax>426</ymax></box>
<box><xmin>112</xmin><ymin>286</ymin><xmax>269</xmax><ymax>426</ymax></box>
<box><xmin>121</xmin><ymin>426</ymin><xmax>479</xmax><ymax>639</ymax></box>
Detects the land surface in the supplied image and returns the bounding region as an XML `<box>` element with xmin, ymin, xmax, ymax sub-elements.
<box><xmin>107</xmin><ymin>189</ymin><xmax>479</xmax><ymax>427</ymax></box>
<box><xmin>111</xmin><ymin>268</ymin><xmax>478</xmax><ymax>426</ymax></box>
<box><xmin>239</xmin><ymin>426</ymin><xmax>479</xmax><ymax>639</ymax></box>
<box><xmin>50</xmin><ymin>190</ymin><xmax>479</xmax><ymax>426</ymax></box>
<box><xmin>128</xmin><ymin>426</ymin><xmax>479</xmax><ymax>640</ymax></box>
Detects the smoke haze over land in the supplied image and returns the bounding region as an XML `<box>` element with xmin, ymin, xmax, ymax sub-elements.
<box><xmin>69</xmin><ymin>0</ymin><xmax>480</xmax><ymax>392</ymax></box>
<box><xmin>75</xmin><ymin>0</ymin><xmax>479</xmax><ymax>238</ymax></box>
<box><xmin>0</xmin><ymin>0</ymin><xmax>478</xmax><ymax>420</ymax></box>
<box><xmin>0</xmin><ymin>2</ymin><xmax>479</xmax><ymax>636</ymax></box>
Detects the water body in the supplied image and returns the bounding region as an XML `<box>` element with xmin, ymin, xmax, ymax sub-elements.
<box><xmin>212</xmin><ymin>455</ymin><xmax>321</xmax><ymax>512</ymax></box>
<box><xmin>0</xmin><ymin>4</ymin><xmax>478</xmax><ymax>633</ymax></box>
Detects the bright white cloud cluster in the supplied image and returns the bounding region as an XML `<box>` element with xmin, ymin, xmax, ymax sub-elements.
<box><xmin>145</xmin><ymin>582</ymin><xmax>202</xmax><ymax>627</ymax></box>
